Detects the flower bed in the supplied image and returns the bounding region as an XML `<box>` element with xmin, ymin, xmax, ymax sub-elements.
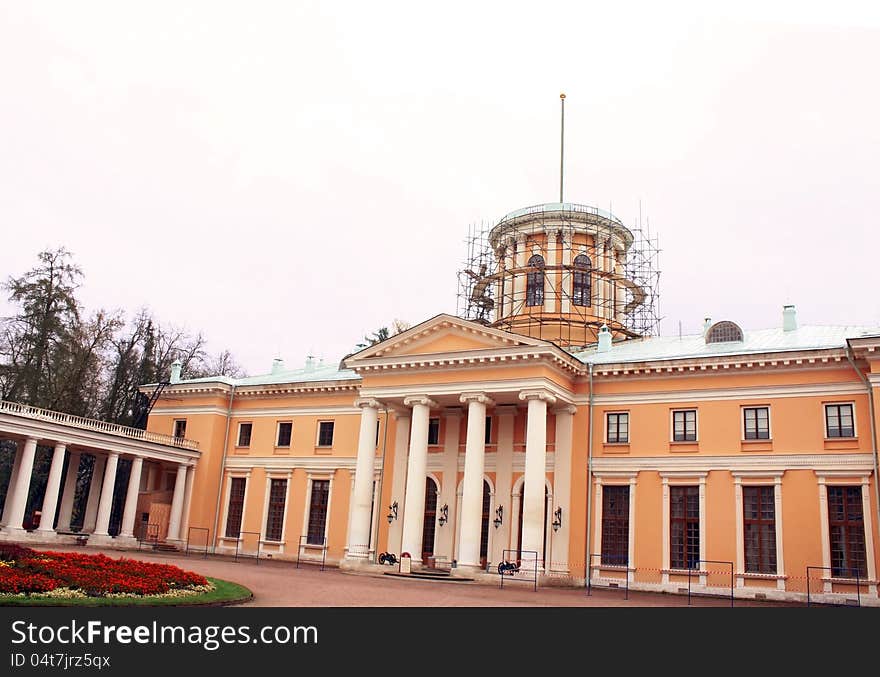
<box><xmin>0</xmin><ymin>544</ymin><xmax>212</xmax><ymax>598</ymax></box>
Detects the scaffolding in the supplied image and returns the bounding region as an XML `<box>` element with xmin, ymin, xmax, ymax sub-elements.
<box><xmin>456</xmin><ymin>202</ymin><xmax>661</xmax><ymax>349</ymax></box>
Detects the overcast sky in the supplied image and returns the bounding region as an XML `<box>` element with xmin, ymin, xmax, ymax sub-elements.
<box><xmin>2</xmin><ymin>2</ymin><xmax>879</xmax><ymax>376</ymax></box>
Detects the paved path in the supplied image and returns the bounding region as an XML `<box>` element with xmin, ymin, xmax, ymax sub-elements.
<box><xmin>21</xmin><ymin>544</ymin><xmax>803</xmax><ymax>607</ymax></box>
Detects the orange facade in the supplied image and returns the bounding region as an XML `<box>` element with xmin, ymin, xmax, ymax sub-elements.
<box><xmin>146</xmin><ymin>313</ymin><xmax>880</xmax><ymax>604</ymax></box>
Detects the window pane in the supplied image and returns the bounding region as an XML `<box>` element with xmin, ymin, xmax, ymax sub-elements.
<box><xmin>225</xmin><ymin>477</ymin><xmax>246</xmax><ymax>538</ymax></box>
<box><xmin>428</xmin><ymin>418</ymin><xmax>440</xmax><ymax>445</ymax></box>
<box><xmin>265</xmin><ymin>479</ymin><xmax>287</xmax><ymax>541</ymax></box>
<box><xmin>238</xmin><ymin>423</ymin><xmax>252</xmax><ymax>447</ymax></box>
<box><xmin>318</xmin><ymin>421</ymin><xmax>334</xmax><ymax>447</ymax></box>
<box><xmin>827</xmin><ymin>486</ymin><xmax>867</xmax><ymax>577</ymax></box>
<box><xmin>601</xmin><ymin>486</ymin><xmax>629</xmax><ymax>566</ymax></box>
<box><xmin>277</xmin><ymin>422</ymin><xmax>292</xmax><ymax>447</ymax></box>
<box><xmin>306</xmin><ymin>480</ymin><xmax>330</xmax><ymax>545</ymax></box>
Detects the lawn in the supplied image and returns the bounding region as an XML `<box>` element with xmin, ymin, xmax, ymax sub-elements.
<box><xmin>0</xmin><ymin>544</ymin><xmax>251</xmax><ymax>606</ymax></box>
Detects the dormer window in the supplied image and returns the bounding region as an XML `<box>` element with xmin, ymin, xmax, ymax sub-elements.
<box><xmin>705</xmin><ymin>320</ymin><xmax>744</xmax><ymax>344</ymax></box>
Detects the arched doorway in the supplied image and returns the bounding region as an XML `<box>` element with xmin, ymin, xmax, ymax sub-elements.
<box><xmin>421</xmin><ymin>477</ymin><xmax>438</xmax><ymax>565</ymax></box>
<box><xmin>480</xmin><ymin>480</ymin><xmax>491</xmax><ymax>569</ymax></box>
<box><xmin>516</xmin><ymin>485</ymin><xmax>548</xmax><ymax>565</ymax></box>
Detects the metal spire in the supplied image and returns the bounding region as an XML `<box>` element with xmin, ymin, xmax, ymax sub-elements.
<box><xmin>559</xmin><ymin>92</ymin><xmax>565</xmax><ymax>203</ymax></box>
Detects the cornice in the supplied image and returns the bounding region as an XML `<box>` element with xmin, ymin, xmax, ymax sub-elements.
<box><xmin>592</xmin><ymin>453</ymin><xmax>875</xmax><ymax>473</ymax></box>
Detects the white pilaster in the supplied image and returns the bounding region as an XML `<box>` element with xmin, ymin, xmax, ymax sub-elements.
<box><xmin>560</xmin><ymin>234</ymin><xmax>572</xmax><ymax>315</ymax></box>
<box><xmin>491</xmin><ymin>405</ymin><xmax>516</xmax><ymax>565</ymax></box>
<box><xmin>519</xmin><ymin>389</ymin><xmax>556</xmax><ymax>571</ymax></box>
<box><xmin>458</xmin><ymin>392</ymin><xmax>494</xmax><ymax>569</ymax></box>
<box><xmin>400</xmin><ymin>395</ymin><xmax>437</xmax><ymax>564</ymax></box>
<box><xmin>119</xmin><ymin>456</ymin><xmax>144</xmax><ymax>538</ymax></box>
<box><xmin>1</xmin><ymin>437</ymin><xmax>38</xmax><ymax>532</ymax></box>
<box><xmin>551</xmin><ymin>405</ymin><xmax>575</xmax><ymax>573</ymax></box>
<box><xmin>36</xmin><ymin>443</ymin><xmax>67</xmax><ymax>534</ymax></box>
<box><xmin>82</xmin><ymin>455</ymin><xmax>106</xmax><ymax>533</ymax></box>
<box><xmin>56</xmin><ymin>451</ymin><xmax>81</xmax><ymax>532</ymax></box>
<box><xmin>92</xmin><ymin>452</ymin><xmax>119</xmax><ymax>536</ymax></box>
<box><xmin>166</xmin><ymin>463</ymin><xmax>189</xmax><ymax>542</ymax></box>
<box><xmin>513</xmin><ymin>234</ymin><xmax>527</xmax><ymax>310</ymax></box>
<box><xmin>387</xmin><ymin>412</ymin><xmax>411</xmax><ymax>555</ymax></box>
<box><xmin>862</xmin><ymin>477</ymin><xmax>877</xmax><ymax>591</ymax></box>
<box><xmin>544</xmin><ymin>230</ymin><xmax>557</xmax><ymax>314</ymax></box>
<box><xmin>346</xmin><ymin>397</ymin><xmax>381</xmax><ymax>560</ymax></box>
<box><xmin>438</xmin><ymin>407</ymin><xmax>461</xmax><ymax>561</ymax></box>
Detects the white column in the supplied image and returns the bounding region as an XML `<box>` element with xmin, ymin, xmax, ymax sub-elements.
<box><xmin>400</xmin><ymin>395</ymin><xmax>437</xmax><ymax>564</ymax></box>
<box><xmin>491</xmin><ymin>405</ymin><xmax>516</xmax><ymax>565</ymax></box>
<box><xmin>56</xmin><ymin>451</ymin><xmax>81</xmax><ymax>532</ymax></box>
<box><xmin>519</xmin><ymin>389</ymin><xmax>556</xmax><ymax>571</ymax></box>
<box><xmin>92</xmin><ymin>452</ymin><xmax>119</xmax><ymax>536</ymax></box>
<box><xmin>438</xmin><ymin>407</ymin><xmax>461</xmax><ymax>561</ymax></box>
<box><xmin>2</xmin><ymin>437</ymin><xmax>38</xmax><ymax>532</ymax></box>
<box><xmin>551</xmin><ymin>405</ymin><xmax>575</xmax><ymax>573</ymax></box>
<box><xmin>179</xmin><ymin>465</ymin><xmax>196</xmax><ymax>541</ymax></box>
<box><xmin>387</xmin><ymin>412</ymin><xmax>411</xmax><ymax>555</ymax></box>
<box><xmin>119</xmin><ymin>456</ymin><xmax>144</xmax><ymax>538</ymax></box>
<box><xmin>166</xmin><ymin>463</ymin><xmax>189</xmax><ymax>542</ymax></box>
<box><xmin>82</xmin><ymin>455</ymin><xmax>106</xmax><ymax>532</ymax></box>
<box><xmin>36</xmin><ymin>443</ymin><xmax>67</xmax><ymax>534</ymax></box>
<box><xmin>346</xmin><ymin>397</ymin><xmax>381</xmax><ymax>560</ymax></box>
<box><xmin>1</xmin><ymin>441</ymin><xmax>23</xmax><ymax>526</ymax></box>
<box><xmin>458</xmin><ymin>392</ymin><xmax>493</xmax><ymax>569</ymax></box>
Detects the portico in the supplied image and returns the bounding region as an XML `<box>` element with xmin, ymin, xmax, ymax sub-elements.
<box><xmin>0</xmin><ymin>401</ymin><xmax>199</xmax><ymax>546</ymax></box>
<box><xmin>340</xmin><ymin>315</ymin><xmax>580</xmax><ymax>577</ymax></box>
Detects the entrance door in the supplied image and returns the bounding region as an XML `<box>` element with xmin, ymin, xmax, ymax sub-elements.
<box><xmin>480</xmin><ymin>480</ymin><xmax>491</xmax><ymax>568</ymax></box>
<box><xmin>421</xmin><ymin>478</ymin><xmax>438</xmax><ymax>565</ymax></box>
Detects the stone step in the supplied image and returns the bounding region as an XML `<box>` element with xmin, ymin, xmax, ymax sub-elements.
<box><xmin>383</xmin><ymin>572</ymin><xmax>475</xmax><ymax>583</ymax></box>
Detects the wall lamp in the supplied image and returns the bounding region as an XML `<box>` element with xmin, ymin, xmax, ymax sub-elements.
<box><xmin>387</xmin><ymin>501</ymin><xmax>398</xmax><ymax>524</ymax></box>
<box><xmin>493</xmin><ymin>505</ymin><xmax>503</xmax><ymax>529</ymax></box>
<box><xmin>437</xmin><ymin>504</ymin><xmax>449</xmax><ymax>527</ymax></box>
<box><xmin>552</xmin><ymin>506</ymin><xmax>563</xmax><ymax>532</ymax></box>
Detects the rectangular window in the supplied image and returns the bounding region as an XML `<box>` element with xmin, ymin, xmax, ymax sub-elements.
<box><xmin>317</xmin><ymin>421</ymin><xmax>334</xmax><ymax>447</ymax></box>
<box><xmin>485</xmin><ymin>416</ymin><xmax>492</xmax><ymax>445</ymax></box>
<box><xmin>237</xmin><ymin>422</ymin><xmax>252</xmax><ymax>447</ymax></box>
<box><xmin>743</xmin><ymin>407</ymin><xmax>770</xmax><ymax>440</ymax></box>
<box><xmin>601</xmin><ymin>486</ymin><xmax>630</xmax><ymax>566</ymax></box>
<box><xmin>307</xmin><ymin>479</ymin><xmax>330</xmax><ymax>546</ymax></box>
<box><xmin>672</xmin><ymin>410</ymin><xmax>697</xmax><ymax>442</ymax></box>
<box><xmin>225</xmin><ymin>477</ymin><xmax>246</xmax><ymax>538</ymax></box>
<box><xmin>276</xmin><ymin>421</ymin><xmax>292</xmax><ymax>447</ymax></box>
<box><xmin>743</xmin><ymin>486</ymin><xmax>777</xmax><ymax>574</ymax></box>
<box><xmin>375</xmin><ymin>420</ymin><xmax>381</xmax><ymax>447</ymax></box>
<box><xmin>173</xmin><ymin>419</ymin><xmax>187</xmax><ymax>439</ymax></box>
<box><xmin>670</xmin><ymin>486</ymin><xmax>700</xmax><ymax>569</ymax></box>
<box><xmin>825</xmin><ymin>404</ymin><xmax>855</xmax><ymax>438</ymax></box>
<box><xmin>606</xmin><ymin>412</ymin><xmax>629</xmax><ymax>443</ymax></box>
<box><xmin>264</xmin><ymin>479</ymin><xmax>287</xmax><ymax>541</ymax></box>
<box><xmin>827</xmin><ymin>486</ymin><xmax>867</xmax><ymax>578</ymax></box>
<box><xmin>427</xmin><ymin>418</ymin><xmax>440</xmax><ymax>445</ymax></box>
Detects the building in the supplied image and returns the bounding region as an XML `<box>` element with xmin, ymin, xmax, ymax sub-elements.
<box><xmin>2</xmin><ymin>200</ymin><xmax>878</xmax><ymax>605</ymax></box>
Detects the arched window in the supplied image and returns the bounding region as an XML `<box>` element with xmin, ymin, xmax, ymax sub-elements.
<box><xmin>526</xmin><ymin>255</ymin><xmax>545</xmax><ymax>307</ymax></box>
<box><xmin>572</xmin><ymin>254</ymin><xmax>591</xmax><ymax>307</ymax></box>
<box><xmin>706</xmin><ymin>320</ymin><xmax>744</xmax><ymax>344</ymax></box>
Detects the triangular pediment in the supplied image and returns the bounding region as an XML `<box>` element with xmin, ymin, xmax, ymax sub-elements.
<box><xmin>344</xmin><ymin>314</ymin><xmax>552</xmax><ymax>365</ymax></box>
